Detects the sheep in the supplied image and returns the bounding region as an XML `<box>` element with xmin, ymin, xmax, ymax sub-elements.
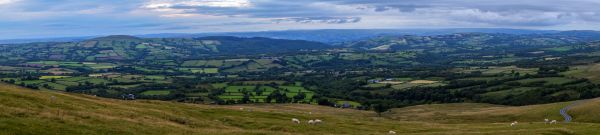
<box><xmin>550</xmin><ymin>120</ymin><xmax>557</xmax><ymax>124</ymax></box>
<box><xmin>308</xmin><ymin>120</ymin><xmax>315</xmax><ymax>124</ymax></box>
<box><xmin>544</xmin><ymin>119</ymin><xmax>549</xmax><ymax>124</ymax></box>
<box><xmin>292</xmin><ymin>118</ymin><xmax>300</xmax><ymax>124</ymax></box>
<box><xmin>314</xmin><ymin>119</ymin><xmax>322</xmax><ymax>124</ymax></box>
<box><xmin>240</xmin><ymin>108</ymin><xmax>244</xmax><ymax>110</ymax></box>
<box><xmin>388</xmin><ymin>130</ymin><xmax>396</xmax><ymax>134</ymax></box>
<box><xmin>510</xmin><ymin>121</ymin><xmax>518</xmax><ymax>127</ymax></box>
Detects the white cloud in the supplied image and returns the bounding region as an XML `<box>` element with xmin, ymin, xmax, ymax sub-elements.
<box><xmin>144</xmin><ymin>0</ymin><xmax>252</xmax><ymax>9</ymax></box>
<box><xmin>3</xmin><ymin>0</ymin><xmax>600</xmax><ymax>39</ymax></box>
<box><xmin>0</xmin><ymin>0</ymin><xmax>18</xmax><ymax>5</ymax></box>
<box><xmin>142</xmin><ymin>0</ymin><xmax>253</xmax><ymax>17</ymax></box>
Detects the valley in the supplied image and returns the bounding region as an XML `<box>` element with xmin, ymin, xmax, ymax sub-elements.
<box><xmin>3</xmin><ymin>32</ymin><xmax>600</xmax><ymax>109</ymax></box>
<box><xmin>3</xmin><ymin>30</ymin><xmax>600</xmax><ymax>135</ymax></box>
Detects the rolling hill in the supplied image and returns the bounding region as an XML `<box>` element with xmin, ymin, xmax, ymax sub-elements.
<box><xmin>0</xmin><ymin>28</ymin><xmax>561</xmax><ymax>44</ymax></box>
<box><xmin>0</xmin><ymin>36</ymin><xmax>329</xmax><ymax>63</ymax></box>
<box><xmin>341</xmin><ymin>32</ymin><xmax>600</xmax><ymax>51</ymax></box>
<box><xmin>2</xmin><ymin>83</ymin><xmax>600</xmax><ymax>135</ymax></box>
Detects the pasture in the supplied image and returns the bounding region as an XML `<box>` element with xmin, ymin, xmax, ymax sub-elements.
<box><xmin>218</xmin><ymin>84</ymin><xmax>315</xmax><ymax>103</ymax></box>
<box><xmin>141</xmin><ymin>90</ymin><xmax>171</xmax><ymax>96</ymax></box>
<box><xmin>388</xmin><ymin>79</ymin><xmax>446</xmax><ymax>90</ymax></box>
<box><xmin>562</xmin><ymin>64</ymin><xmax>600</xmax><ymax>83</ymax></box>
<box><xmin>2</xmin><ymin>84</ymin><xmax>600</xmax><ymax>135</ymax></box>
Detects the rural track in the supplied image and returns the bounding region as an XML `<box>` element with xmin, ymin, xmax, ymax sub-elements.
<box><xmin>559</xmin><ymin>100</ymin><xmax>587</xmax><ymax>123</ymax></box>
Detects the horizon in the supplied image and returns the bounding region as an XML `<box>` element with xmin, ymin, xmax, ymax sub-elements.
<box><xmin>2</xmin><ymin>0</ymin><xmax>600</xmax><ymax>39</ymax></box>
<box><xmin>0</xmin><ymin>28</ymin><xmax>592</xmax><ymax>41</ymax></box>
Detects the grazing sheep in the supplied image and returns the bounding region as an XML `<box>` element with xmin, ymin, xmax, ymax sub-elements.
<box><xmin>314</xmin><ymin>119</ymin><xmax>322</xmax><ymax>124</ymax></box>
<box><xmin>544</xmin><ymin>119</ymin><xmax>549</xmax><ymax>124</ymax></box>
<box><xmin>550</xmin><ymin>120</ymin><xmax>557</xmax><ymax>124</ymax></box>
<box><xmin>308</xmin><ymin>120</ymin><xmax>315</xmax><ymax>124</ymax></box>
<box><xmin>292</xmin><ymin>118</ymin><xmax>300</xmax><ymax>124</ymax></box>
<box><xmin>388</xmin><ymin>130</ymin><xmax>396</xmax><ymax>134</ymax></box>
<box><xmin>510</xmin><ymin>121</ymin><xmax>518</xmax><ymax>127</ymax></box>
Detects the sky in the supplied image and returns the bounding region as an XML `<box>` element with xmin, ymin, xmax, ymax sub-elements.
<box><xmin>1</xmin><ymin>0</ymin><xmax>600</xmax><ymax>39</ymax></box>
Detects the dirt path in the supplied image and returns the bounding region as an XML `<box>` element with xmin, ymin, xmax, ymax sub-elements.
<box><xmin>559</xmin><ymin>100</ymin><xmax>586</xmax><ymax>123</ymax></box>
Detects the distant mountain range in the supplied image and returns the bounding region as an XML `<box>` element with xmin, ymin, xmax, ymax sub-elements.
<box><xmin>3</xmin><ymin>30</ymin><xmax>600</xmax><ymax>63</ymax></box>
<box><xmin>342</xmin><ymin>31</ymin><xmax>600</xmax><ymax>51</ymax></box>
<box><xmin>0</xmin><ymin>28</ymin><xmax>565</xmax><ymax>44</ymax></box>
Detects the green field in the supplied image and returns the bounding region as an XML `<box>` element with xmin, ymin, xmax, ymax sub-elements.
<box><xmin>258</xmin><ymin>86</ymin><xmax>277</xmax><ymax>92</ymax></box>
<box><xmin>211</xmin><ymin>83</ymin><xmax>228</xmax><ymax>89</ymax></box>
<box><xmin>454</xmin><ymin>66</ymin><xmax>537</xmax><ymax>75</ymax></box>
<box><xmin>141</xmin><ymin>90</ymin><xmax>171</xmax><ymax>96</ymax></box>
<box><xmin>278</xmin><ymin>86</ymin><xmax>307</xmax><ymax>92</ymax></box>
<box><xmin>364</xmin><ymin>83</ymin><xmax>388</xmax><ymax>88</ymax></box>
<box><xmin>225</xmin><ymin>86</ymin><xmax>256</xmax><ymax>92</ymax></box>
<box><xmin>562</xmin><ymin>64</ymin><xmax>600</xmax><ymax>83</ymax></box>
<box><xmin>218</xmin><ymin>85</ymin><xmax>314</xmax><ymax>103</ymax></box>
<box><xmin>178</xmin><ymin>68</ymin><xmax>219</xmax><ymax>73</ymax></box>
<box><xmin>514</xmin><ymin>77</ymin><xmax>576</xmax><ymax>86</ymax></box>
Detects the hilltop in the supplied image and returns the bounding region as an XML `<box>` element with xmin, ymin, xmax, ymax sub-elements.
<box><xmin>2</xmin><ymin>83</ymin><xmax>600</xmax><ymax>134</ymax></box>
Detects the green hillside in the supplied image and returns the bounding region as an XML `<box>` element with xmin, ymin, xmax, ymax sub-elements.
<box><xmin>0</xmin><ymin>36</ymin><xmax>329</xmax><ymax>63</ymax></box>
<box><xmin>2</xmin><ymin>83</ymin><xmax>600</xmax><ymax>134</ymax></box>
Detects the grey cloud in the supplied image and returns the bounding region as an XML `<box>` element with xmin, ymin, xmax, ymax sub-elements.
<box><xmin>331</xmin><ymin>0</ymin><xmax>600</xmax><ymax>26</ymax></box>
<box><xmin>144</xmin><ymin>0</ymin><xmax>600</xmax><ymax>27</ymax></box>
<box><xmin>149</xmin><ymin>1</ymin><xmax>358</xmax><ymax>20</ymax></box>
<box><xmin>272</xmin><ymin>17</ymin><xmax>361</xmax><ymax>24</ymax></box>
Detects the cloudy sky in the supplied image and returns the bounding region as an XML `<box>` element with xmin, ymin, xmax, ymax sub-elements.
<box><xmin>1</xmin><ymin>0</ymin><xmax>599</xmax><ymax>39</ymax></box>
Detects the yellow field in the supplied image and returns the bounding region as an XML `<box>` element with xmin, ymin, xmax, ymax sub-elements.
<box><xmin>39</xmin><ymin>76</ymin><xmax>71</xmax><ymax>80</ymax></box>
<box><xmin>409</xmin><ymin>80</ymin><xmax>438</xmax><ymax>84</ymax></box>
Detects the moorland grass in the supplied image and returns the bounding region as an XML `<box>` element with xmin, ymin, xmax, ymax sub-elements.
<box><xmin>1</xmin><ymin>83</ymin><xmax>600</xmax><ymax>134</ymax></box>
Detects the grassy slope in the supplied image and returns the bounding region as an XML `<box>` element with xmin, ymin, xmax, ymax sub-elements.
<box><xmin>1</xmin><ymin>83</ymin><xmax>600</xmax><ymax>135</ymax></box>
<box><xmin>562</xmin><ymin>64</ymin><xmax>600</xmax><ymax>83</ymax></box>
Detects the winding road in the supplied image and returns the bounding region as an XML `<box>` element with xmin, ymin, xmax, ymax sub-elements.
<box><xmin>559</xmin><ymin>100</ymin><xmax>585</xmax><ymax>123</ymax></box>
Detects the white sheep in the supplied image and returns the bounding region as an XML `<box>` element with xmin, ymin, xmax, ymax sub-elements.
<box><xmin>510</xmin><ymin>121</ymin><xmax>518</xmax><ymax>127</ymax></box>
<box><xmin>308</xmin><ymin>120</ymin><xmax>315</xmax><ymax>124</ymax></box>
<box><xmin>292</xmin><ymin>118</ymin><xmax>300</xmax><ymax>124</ymax></box>
<box><xmin>388</xmin><ymin>130</ymin><xmax>396</xmax><ymax>134</ymax></box>
<box><xmin>240</xmin><ymin>108</ymin><xmax>244</xmax><ymax>110</ymax></box>
<box><xmin>544</xmin><ymin>118</ymin><xmax>549</xmax><ymax>124</ymax></box>
<box><xmin>314</xmin><ymin>119</ymin><xmax>322</xmax><ymax>124</ymax></box>
<box><xmin>550</xmin><ymin>120</ymin><xmax>557</xmax><ymax>124</ymax></box>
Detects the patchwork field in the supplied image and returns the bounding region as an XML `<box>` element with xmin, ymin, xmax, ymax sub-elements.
<box><xmin>26</xmin><ymin>61</ymin><xmax>116</xmax><ymax>70</ymax></box>
<box><xmin>453</xmin><ymin>66</ymin><xmax>537</xmax><ymax>75</ymax></box>
<box><xmin>218</xmin><ymin>84</ymin><xmax>315</xmax><ymax>103</ymax></box>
